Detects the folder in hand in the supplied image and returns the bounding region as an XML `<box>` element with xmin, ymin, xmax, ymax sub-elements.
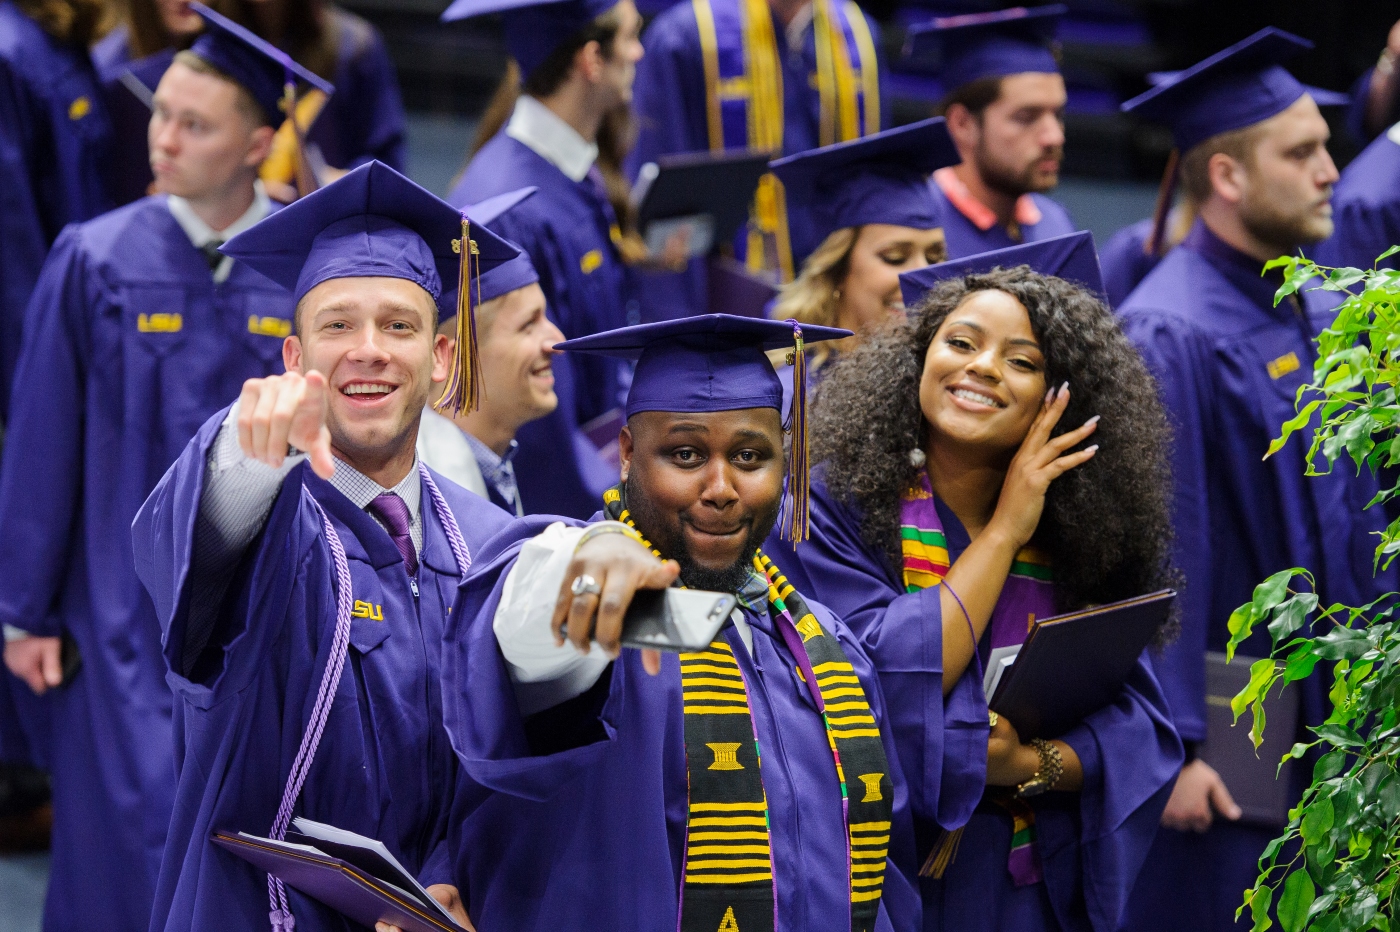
<box><xmin>212</xmin><ymin>818</ymin><xmax>466</xmax><ymax>932</ymax></box>
<box><xmin>632</xmin><ymin>150</ymin><xmax>773</xmax><ymax>257</ymax></box>
<box><xmin>988</xmin><ymin>590</ymin><xmax>1176</xmax><ymax>740</ymax></box>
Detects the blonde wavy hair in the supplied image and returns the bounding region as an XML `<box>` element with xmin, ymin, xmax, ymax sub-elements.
<box><xmin>770</xmin><ymin>226</ymin><xmax>859</xmax><ymax>370</ymax></box>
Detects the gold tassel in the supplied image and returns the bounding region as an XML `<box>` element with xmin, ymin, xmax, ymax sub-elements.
<box><xmin>782</xmin><ymin>320</ymin><xmax>810</xmax><ymax>545</ymax></box>
<box><xmin>434</xmin><ymin>216</ymin><xmax>482</xmax><ymax>416</ymax></box>
<box><xmin>919</xmin><ymin>826</ymin><xmax>965</xmax><ymax>879</ymax></box>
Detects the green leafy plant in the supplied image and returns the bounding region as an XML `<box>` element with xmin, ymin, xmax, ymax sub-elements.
<box><xmin>1226</xmin><ymin>249</ymin><xmax>1400</xmax><ymax>932</ymax></box>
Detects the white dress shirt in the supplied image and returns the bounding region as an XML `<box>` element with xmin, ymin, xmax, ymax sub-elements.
<box><xmin>506</xmin><ymin>95</ymin><xmax>599</xmax><ymax>183</ymax></box>
<box><xmin>167</xmin><ymin>180</ymin><xmax>272</xmax><ymax>284</ymax></box>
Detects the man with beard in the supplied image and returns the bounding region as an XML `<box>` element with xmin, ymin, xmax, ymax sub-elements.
<box><xmin>903</xmin><ymin>6</ymin><xmax>1077</xmax><ymax>258</ymax></box>
<box><xmin>438</xmin><ymin>315</ymin><xmax>921</xmax><ymax>932</ymax></box>
<box><xmin>1117</xmin><ymin>29</ymin><xmax>1397</xmax><ymax>932</ymax></box>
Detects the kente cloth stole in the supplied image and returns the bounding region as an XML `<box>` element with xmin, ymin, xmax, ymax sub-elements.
<box><xmin>601</xmin><ymin>488</ymin><xmax>892</xmax><ymax>932</ymax></box>
<box><xmin>899</xmin><ymin>470</ymin><xmax>1055</xmax><ymax>887</ymax></box>
<box><xmin>690</xmin><ymin>0</ymin><xmax>879</xmax><ymax>283</ymax></box>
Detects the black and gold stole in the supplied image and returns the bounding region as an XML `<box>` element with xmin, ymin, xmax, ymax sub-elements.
<box><xmin>602</xmin><ymin>488</ymin><xmax>893</xmax><ymax>932</ymax></box>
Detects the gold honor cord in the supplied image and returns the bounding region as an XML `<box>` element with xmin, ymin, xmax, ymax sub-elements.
<box><xmin>435</xmin><ymin>218</ymin><xmax>482</xmax><ymax>417</ymax></box>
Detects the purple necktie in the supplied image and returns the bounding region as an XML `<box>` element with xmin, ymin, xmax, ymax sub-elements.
<box><xmin>367</xmin><ymin>492</ymin><xmax>417</xmax><ymax>576</ymax></box>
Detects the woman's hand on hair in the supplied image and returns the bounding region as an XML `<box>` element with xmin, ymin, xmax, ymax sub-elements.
<box><xmin>985</xmin><ymin>383</ymin><xmax>1099</xmax><ymax>552</ymax></box>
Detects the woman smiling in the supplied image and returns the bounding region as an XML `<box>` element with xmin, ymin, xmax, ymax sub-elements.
<box><xmin>765</xmin><ymin>234</ymin><xmax>1184</xmax><ymax>932</ymax></box>
<box><xmin>768</xmin><ymin>117</ymin><xmax>960</xmax><ymax>375</ymax></box>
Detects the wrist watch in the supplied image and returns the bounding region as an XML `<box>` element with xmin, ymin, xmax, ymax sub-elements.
<box><xmin>1015</xmin><ymin>738</ymin><xmax>1064</xmax><ymax>798</ymax></box>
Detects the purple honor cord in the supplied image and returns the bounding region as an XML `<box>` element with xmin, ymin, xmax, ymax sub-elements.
<box><xmin>265</xmin><ymin>465</ymin><xmax>470</xmax><ymax>931</ymax></box>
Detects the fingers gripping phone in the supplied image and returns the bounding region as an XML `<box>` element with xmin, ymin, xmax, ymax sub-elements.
<box><xmin>620</xmin><ymin>588</ymin><xmax>738</xmax><ymax>653</ymax></box>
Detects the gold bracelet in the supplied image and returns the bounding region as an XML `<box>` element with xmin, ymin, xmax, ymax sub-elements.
<box><xmin>574</xmin><ymin>521</ymin><xmax>644</xmax><ymax>554</ymax></box>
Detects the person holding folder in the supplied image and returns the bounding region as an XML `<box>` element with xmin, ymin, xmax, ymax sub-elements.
<box><xmin>131</xmin><ymin>161</ymin><xmax>518</xmax><ymax>932</ymax></box>
<box><xmin>1116</xmin><ymin>29</ymin><xmax>1399</xmax><ymax>932</ymax></box>
<box><xmin>765</xmin><ymin>235</ymin><xmax>1183</xmax><ymax>932</ymax></box>
<box><xmin>439</xmin><ymin>314</ymin><xmax>922</xmax><ymax>932</ymax></box>
<box><xmin>767</xmin><ymin>117</ymin><xmax>959</xmax><ymax>382</ymax></box>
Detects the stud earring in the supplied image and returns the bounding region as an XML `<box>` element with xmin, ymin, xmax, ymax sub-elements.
<box><xmin>908</xmin><ymin>447</ymin><xmax>926</xmax><ymax>468</ymax></box>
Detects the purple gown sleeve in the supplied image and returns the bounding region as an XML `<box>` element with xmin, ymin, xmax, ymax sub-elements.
<box><xmin>769</xmin><ymin>482</ymin><xmax>987</xmax><ymax>832</ymax></box>
<box><xmin>1042</xmin><ymin>655</ymin><xmax>1182</xmax><ymax>931</ymax></box>
<box><xmin>1121</xmin><ymin>310</ymin><xmax>1213</xmax><ymax>745</ymax></box>
<box><xmin>0</xmin><ymin>229</ymin><xmax>89</xmax><ymax>637</ymax></box>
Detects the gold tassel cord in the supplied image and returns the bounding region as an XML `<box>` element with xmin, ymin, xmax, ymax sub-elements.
<box><xmin>435</xmin><ymin>217</ymin><xmax>483</xmax><ymax>417</ymax></box>
<box><xmin>782</xmin><ymin>321</ymin><xmax>810</xmax><ymax>545</ymax></box>
<box><xmin>1145</xmin><ymin>149</ymin><xmax>1179</xmax><ymax>258</ymax></box>
<box><xmin>919</xmin><ymin>826</ymin><xmax>965</xmax><ymax>879</ymax></box>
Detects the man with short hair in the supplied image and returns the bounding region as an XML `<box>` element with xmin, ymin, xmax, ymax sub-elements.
<box><xmin>133</xmin><ymin>160</ymin><xmax>518</xmax><ymax>932</ymax></box>
<box><xmin>439</xmin><ymin>315</ymin><xmax>920</xmax><ymax>932</ymax></box>
<box><xmin>1117</xmin><ymin>28</ymin><xmax>1398</xmax><ymax>931</ymax></box>
<box><xmin>0</xmin><ymin>6</ymin><xmax>329</xmax><ymax>929</ymax></box>
<box><xmin>418</xmin><ymin>190</ymin><xmax>565</xmax><ymax>515</ymax></box>
<box><xmin>904</xmin><ymin>5</ymin><xmax>1077</xmax><ymax>258</ymax></box>
<box><xmin>441</xmin><ymin>0</ymin><xmax>642</xmax><ymax>520</ymax></box>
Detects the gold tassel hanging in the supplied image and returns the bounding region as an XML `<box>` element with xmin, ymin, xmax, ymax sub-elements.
<box><xmin>919</xmin><ymin>827</ymin><xmax>965</xmax><ymax>879</ymax></box>
<box><xmin>435</xmin><ymin>215</ymin><xmax>483</xmax><ymax>417</ymax></box>
<box><xmin>782</xmin><ymin>320</ymin><xmax>810</xmax><ymax>545</ymax></box>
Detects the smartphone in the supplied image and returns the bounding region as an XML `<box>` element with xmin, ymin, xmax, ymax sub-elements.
<box><xmin>621</xmin><ymin>588</ymin><xmax>737</xmax><ymax>653</ymax></box>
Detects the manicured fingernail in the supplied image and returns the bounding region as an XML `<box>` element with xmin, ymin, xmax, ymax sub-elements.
<box><xmin>1085</xmin><ymin>444</ymin><xmax>1099</xmax><ymax>453</ymax></box>
<box><xmin>1086</xmin><ymin>415</ymin><xmax>1101</xmax><ymax>426</ymax></box>
<box><xmin>1045</xmin><ymin>388</ymin><xmax>1054</xmax><ymax>403</ymax></box>
<box><xmin>1059</xmin><ymin>381</ymin><xmax>1069</xmax><ymax>396</ymax></box>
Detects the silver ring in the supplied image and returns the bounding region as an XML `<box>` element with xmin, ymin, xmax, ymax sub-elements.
<box><xmin>570</xmin><ymin>574</ymin><xmax>602</xmax><ymax>597</ymax></box>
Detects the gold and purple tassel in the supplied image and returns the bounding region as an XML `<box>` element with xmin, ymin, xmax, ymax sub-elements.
<box><xmin>782</xmin><ymin>319</ymin><xmax>811</xmax><ymax>545</ymax></box>
<box><xmin>435</xmin><ymin>215</ymin><xmax>483</xmax><ymax>417</ymax></box>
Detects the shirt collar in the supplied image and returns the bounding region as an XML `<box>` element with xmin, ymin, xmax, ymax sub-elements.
<box><xmin>507</xmin><ymin>95</ymin><xmax>599</xmax><ymax>183</ymax></box>
<box><xmin>784</xmin><ymin>2</ymin><xmax>814</xmax><ymax>52</ymax></box>
<box><xmin>932</xmin><ymin>167</ymin><xmax>1043</xmax><ymax>233</ymax></box>
<box><xmin>167</xmin><ymin>180</ymin><xmax>271</xmax><ymax>247</ymax></box>
<box><xmin>329</xmin><ymin>456</ymin><xmax>423</xmax><ymax>522</ymax></box>
<box><xmin>463</xmin><ymin>432</ymin><xmax>518</xmax><ymax>474</ymax></box>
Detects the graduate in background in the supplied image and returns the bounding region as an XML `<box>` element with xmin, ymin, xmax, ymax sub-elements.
<box><xmin>442</xmin><ymin>0</ymin><xmax>643</xmax><ymax>520</ymax></box>
<box><xmin>767</xmin><ymin>117</ymin><xmax>958</xmax><ymax>384</ymax></box>
<box><xmin>0</xmin><ymin>7</ymin><xmax>326</xmax><ymax>929</ymax></box>
<box><xmin>418</xmin><ymin>188</ymin><xmax>566</xmax><ymax>516</ymax></box>
<box><xmin>904</xmin><ymin>6</ymin><xmax>1077</xmax><ymax>259</ymax></box>
<box><xmin>96</xmin><ymin>0</ymin><xmax>407</xmax><ymax>204</ymax></box>
<box><xmin>767</xmin><ymin>235</ymin><xmax>1181</xmax><ymax>932</ymax></box>
<box><xmin>1314</xmin><ymin>109</ymin><xmax>1400</xmax><ymax>271</ymax></box>
<box><xmin>624</xmin><ymin>0</ymin><xmax>886</xmax><ymax>319</ymax></box>
<box><xmin>441</xmin><ymin>314</ymin><xmax>921</xmax><ymax>932</ymax></box>
<box><xmin>1342</xmin><ymin>16</ymin><xmax>1400</xmax><ymax>147</ymax></box>
<box><xmin>1116</xmin><ymin>30</ymin><xmax>1400</xmax><ymax>931</ymax></box>
<box><xmin>134</xmin><ymin>161</ymin><xmax>517</xmax><ymax>932</ymax></box>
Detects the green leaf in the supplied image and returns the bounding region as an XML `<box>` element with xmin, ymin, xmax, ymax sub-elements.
<box><xmin>1375</xmin><ymin>245</ymin><xmax>1400</xmax><ymax>264</ymax></box>
<box><xmin>1234</xmin><ymin>659</ymin><xmax>1279</xmax><ymax>723</ymax></box>
<box><xmin>1249</xmin><ymin>882</ymin><xmax>1276</xmax><ymax>932</ymax></box>
<box><xmin>1269</xmin><ymin>593</ymin><xmax>1321</xmax><ymax>644</ymax></box>
<box><xmin>1278</xmin><ymin>870</ymin><xmax>1316</xmax><ymax>932</ymax></box>
<box><xmin>1269</xmin><ymin>400</ymin><xmax>1324</xmax><ymax>458</ymax></box>
<box><xmin>1301</xmin><ymin>797</ymin><xmax>1335</xmax><ymax>843</ymax></box>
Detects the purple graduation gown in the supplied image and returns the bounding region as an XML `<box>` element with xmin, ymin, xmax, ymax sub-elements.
<box><xmin>1118</xmin><ymin>219</ymin><xmax>1399</xmax><ymax>931</ymax></box>
<box><xmin>764</xmin><ymin>478</ymin><xmax>1181</xmax><ymax>932</ymax></box>
<box><xmin>0</xmin><ymin>195</ymin><xmax>293</xmax><ymax>932</ymax></box>
<box><xmin>930</xmin><ymin>181</ymin><xmax>1078</xmax><ymax>260</ymax></box>
<box><xmin>442</xmin><ymin>514</ymin><xmax>921</xmax><ymax>931</ymax></box>
<box><xmin>1313</xmin><ymin>127</ymin><xmax>1400</xmax><ymax>271</ymax></box>
<box><xmin>623</xmin><ymin>0</ymin><xmax>889</xmax><ymax>321</ymax></box>
<box><xmin>1099</xmin><ymin>218</ymin><xmax>1159</xmax><ymax>309</ymax></box>
<box><xmin>0</xmin><ymin>0</ymin><xmax>112</xmax><ymax>416</ymax></box>
<box><xmin>133</xmin><ymin>410</ymin><xmax>513</xmax><ymax>932</ymax></box>
<box><xmin>451</xmin><ymin>132</ymin><xmax>628</xmax><ymax>519</ymax></box>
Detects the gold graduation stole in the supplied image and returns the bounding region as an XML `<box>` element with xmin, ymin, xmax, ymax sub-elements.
<box><xmin>602</xmin><ymin>488</ymin><xmax>893</xmax><ymax>932</ymax></box>
<box><xmin>691</xmin><ymin>0</ymin><xmax>880</xmax><ymax>282</ymax></box>
<box><xmin>259</xmin><ymin>88</ymin><xmax>329</xmax><ymax>197</ymax></box>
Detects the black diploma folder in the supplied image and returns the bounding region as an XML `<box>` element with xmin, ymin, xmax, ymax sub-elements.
<box><xmin>212</xmin><ymin>821</ymin><xmax>466</xmax><ymax>932</ymax></box>
<box><xmin>1200</xmin><ymin>650</ymin><xmax>1299</xmax><ymax>826</ymax></box>
<box><xmin>989</xmin><ymin>590</ymin><xmax>1176</xmax><ymax>740</ymax></box>
<box><xmin>632</xmin><ymin>149</ymin><xmax>773</xmax><ymax>252</ymax></box>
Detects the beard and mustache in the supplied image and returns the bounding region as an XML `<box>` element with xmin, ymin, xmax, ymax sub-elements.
<box><xmin>622</xmin><ymin>474</ymin><xmax>782</xmax><ymax>593</ymax></box>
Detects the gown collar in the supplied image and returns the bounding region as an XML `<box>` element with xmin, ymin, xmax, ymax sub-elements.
<box><xmin>1181</xmin><ymin>218</ymin><xmax>1294</xmax><ymax>315</ymax></box>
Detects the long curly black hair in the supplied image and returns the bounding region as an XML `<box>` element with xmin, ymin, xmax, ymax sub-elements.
<box><xmin>814</xmin><ymin>266</ymin><xmax>1178</xmax><ymax>634</ymax></box>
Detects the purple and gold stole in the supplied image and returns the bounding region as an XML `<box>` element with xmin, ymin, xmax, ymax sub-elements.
<box><xmin>690</xmin><ymin>0</ymin><xmax>880</xmax><ymax>281</ymax></box>
<box><xmin>900</xmin><ymin>471</ymin><xmax>1055</xmax><ymax>886</ymax></box>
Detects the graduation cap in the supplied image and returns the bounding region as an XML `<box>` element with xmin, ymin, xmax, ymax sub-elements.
<box><xmin>1145</xmin><ymin>69</ymin><xmax>1349</xmax><ymax>109</ymax></box>
<box><xmin>220</xmin><ymin>160</ymin><xmax>521</xmax><ymax>416</ymax></box>
<box><xmin>186</xmin><ymin>2</ymin><xmax>334</xmax><ymax>127</ymax></box>
<box><xmin>558</xmin><ymin>314</ymin><xmax>850</xmax><ymax>542</ymax></box>
<box><xmin>768</xmin><ymin>118</ymin><xmax>961</xmax><ymax>247</ymax></box>
<box><xmin>898</xmin><ymin>231</ymin><xmax>1103</xmax><ymax>310</ymax></box>
<box><xmin>441</xmin><ymin>0</ymin><xmax>621</xmax><ymax>79</ymax></box>
<box><xmin>1122</xmin><ymin>28</ymin><xmax>1319</xmax><ymax>153</ymax></box>
<box><xmin>903</xmin><ymin>5</ymin><xmax>1065</xmax><ymax>94</ymax></box>
<box><xmin>462</xmin><ymin>187</ymin><xmax>541</xmax><ymax>305</ymax></box>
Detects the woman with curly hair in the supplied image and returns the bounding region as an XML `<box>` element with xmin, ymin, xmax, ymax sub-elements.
<box><xmin>766</xmin><ymin>234</ymin><xmax>1183</xmax><ymax>932</ymax></box>
<box><xmin>766</xmin><ymin>117</ymin><xmax>960</xmax><ymax>376</ymax></box>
